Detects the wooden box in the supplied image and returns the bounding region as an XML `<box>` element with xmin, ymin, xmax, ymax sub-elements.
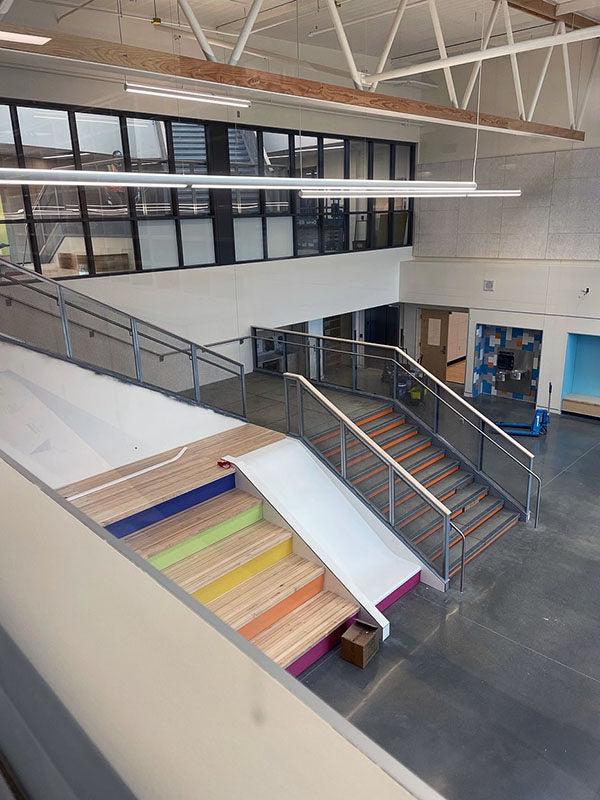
<box><xmin>341</xmin><ymin>621</ymin><xmax>380</xmax><ymax>669</ymax></box>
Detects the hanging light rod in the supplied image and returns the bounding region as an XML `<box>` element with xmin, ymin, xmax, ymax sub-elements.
<box><xmin>0</xmin><ymin>168</ymin><xmax>478</xmax><ymax>194</ymax></box>
<box><xmin>299</xmin><ymin>188</ymin><xmax>522</xmax><ymax>198</ymax></box>
<box><xmin>124</xmin><ymin>82</ymin><xmax>252</xmax><ymax>108</ymax></box>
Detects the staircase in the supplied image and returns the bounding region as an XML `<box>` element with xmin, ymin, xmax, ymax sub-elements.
<box><xmin>59</xmin><ymin>430</ymin><xmax>359</xmax><ymax>676</ymax></box>
<box><xmin>307</xmin><ymin>402</ymin><xmax>520</xmax><ymax>579</ymax></box>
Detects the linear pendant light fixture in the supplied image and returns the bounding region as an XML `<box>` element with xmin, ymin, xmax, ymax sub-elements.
<box><xmin>124</xmin><ymin>82</ymin><xmax>252</xmax><ymax>109</ymax></box>
<box><xmin>0</xmin><ymin>168</ymin><xmax>479</xmax><ymax>196</ymax></box>
<box><xmin>299</xmin><ymin>188</ymin><xmax>522</xmax><ymax>198</ymax></box>
<box><xmin>0</xmin><ymin>30</ymin><xmax>51</xmax><ymax>45</ymax></box>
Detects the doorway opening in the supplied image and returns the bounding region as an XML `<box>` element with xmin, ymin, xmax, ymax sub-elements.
<box><xmin>419</xmin><ymin>308</ymin><xmax>469</xmax><ymax>388</ymax></box>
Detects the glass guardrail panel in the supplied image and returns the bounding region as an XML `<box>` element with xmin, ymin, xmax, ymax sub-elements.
<box><xmin>320</xmin><ymin>338</ymin><xmax>354</xmax><ymax>390</ymax></box>
<box><xmin>284</xmin><ymin>378</ymin><xmax>300</xmax><ymax>436</ymax></box>
<box><xmin>394</xmin><ymin>362</ymin><xmax>436</xmax><ymax>430</ymax></box>
<box><xmin>437</xmin><ymin>392</ymin><xmax>482</xmax><ymax>469</ymax></box>
<box><xmin>481</xmin><ymin>432</ymin><xmax>530</xmax><ymax>512</ymax></box>
<box><xmin>356</xmin><ymin>352</ymin><xmax>394</xmax><ymax>399</ymax></box>
<box><xmin>253</xmin><ymin>328</ymin><xmax>286</xmax><ymax>375</ymax></box>
<box><xmin>343</xmin><ymin>428</ymin><xmax>388</xmax><ymax>506</ymax></box>
<box><xmin>196</xmin><ymin>350</ymin><xmax>244</xmax><ymax>418</ymax></box>
<box><xmin>135</xmin><ymin>322</ymin><xmax>194</xmax><ymax>401</ymax></box>
<box><xmin>298</xmin><ymin>389</ymin><xmax>341</xmax><ymax>466</ymax></box>
<box><xmin>0</xmin><ymin>269</ymin><xmax>69</xmax><ymax>357</ymax></box>
<box><xmin>63</xmin><ymin>291</ymin><xmax>136</xmax><ymax>379</ymax></box>
<box><xmin>282</xmin><ymin>332</ymin><xmax>312</xmax><ymax>379</ymax></box>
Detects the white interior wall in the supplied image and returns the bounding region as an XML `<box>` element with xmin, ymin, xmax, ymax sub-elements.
<box><xmin>400</xmin><ymin>259</ymin><xmax>600</xmax><ymax>409</ymax></box>
<box><xmin>64</xmin><ymin>248</ymin><xmax>412</xmax><ymax>368</ymax></box>
<box><xmin>0</xmin><ymin>455</ymin><xmax>441</xmax><ymax>800</ymax></box>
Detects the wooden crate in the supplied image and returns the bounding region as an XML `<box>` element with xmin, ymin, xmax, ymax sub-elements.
<box><xmin>341</xmin><ymin>621</ymin><xmax>380</xmax><ymax>669</ymax></box>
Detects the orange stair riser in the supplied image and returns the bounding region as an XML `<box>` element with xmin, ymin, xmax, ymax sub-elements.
<box><xmin>345</xmin><ymin>430</ymin><xmax>418</xmax><ymax>468</ymax></box>
<box><xmin>238</xmin><ymin>574</ymin><xmax>325</xmax><ymax>640</ymax></box>
<box><xmin>311</xmin><ymin>407</ymin><xmax>392</xmax><ymax>446</ymax></box>
<box><xmin>354</xmin><ymin>441</ymin><xmax>432</xmax><ymax>487</ymax></box>
<box><xmin>429</xmin><ymin>506</ymin><xmax>502</xmax><ymax>559</ymax></box>
<box><xmin>322</xmin><ymin>420</ymin><xmax>406</xmax><ymax>458</ymax></box>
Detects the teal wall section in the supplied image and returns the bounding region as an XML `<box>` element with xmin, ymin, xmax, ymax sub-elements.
<box><xmin>563</xmin><ymin>334</ymin><xmax>600</xmax><ymax>398</ymax></box>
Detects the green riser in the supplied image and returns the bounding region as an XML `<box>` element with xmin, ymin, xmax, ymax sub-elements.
<box><xmin>149</xmin><ymin>504</ymin><xmax>263</xmax><ymax>570</ymax></box>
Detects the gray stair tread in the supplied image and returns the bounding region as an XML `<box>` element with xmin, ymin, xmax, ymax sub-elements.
<box><xmin>324</xmin><ymin>422</ymin><xmax>417</xmax><ymax>468</ymax></box>
<box><xmin>361</xmin><ymin>446</ymin><xmax>447</xmax><ymax>500</ymax></box>
<box><xmin>448</xmin><ymin>509</ymin><xmax>520</xmax><ymax>570</ymax></box>
<box><xmin>396</xmin><ymin>476</ymin><xmax>477</xmax><ymax>524</ymax></box>
<box><xmin>347</xmin><ymin>434</ymin><xmax>432</xmax><ymax>481</ymax></box>
<box><xmin>311</xmin><ymin>405</ymin><xmax>395</xmax><ymax>452</ymax></box>
<box><xmin>401</xmin><ymin>493</ymin><xmax>501</xmax><ymax>543</ymax></box>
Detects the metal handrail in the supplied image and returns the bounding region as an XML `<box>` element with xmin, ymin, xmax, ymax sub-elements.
<box><xmin>449</xmin><ymin>520</ymin><xmax>467</xmax><ymax>593</ymax></box>
<box><xmin>285</xmin><ymin>372</ymin><xmax>451</xmax><ymax>517</ymax></box>
<box><xmin>0</xmin><ymin>258</ymin><xmax>244</xmax><ymax>370</ymax></box>
<box><xmin>261</xmin><ymin>325</ymin><xmax>535</xmax><ymax>459</ymax></box>
<box><xmin>255</xmin><ymin>325</ymin><xmax>541</xmax><ymax>526</ymax></box>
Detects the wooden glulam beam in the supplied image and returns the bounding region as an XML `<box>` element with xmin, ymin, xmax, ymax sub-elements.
<box><xmin>499</xmin><ymin>0</ymin><xmax>597</xmax><ymax>29</ymax></box>
<box><xmin>0</xmin><ymin>24</ymin><xmax>585</xmax><ymax>142</ymax></box>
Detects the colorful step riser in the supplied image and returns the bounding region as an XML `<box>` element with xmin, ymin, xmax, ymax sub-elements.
<box><xmin>193</xmin><ymin>538</ymin><xmax>293</xmax><ymax>604</ymax></box>
<box><xmin>107</xmin><ymin>473</ymin><xmax>236</xmax><ymax>538</ymax></box>
<box><xmin>287</xmin><ymin>615</ymin><xmax>358</xmax><ymax>677</ymax></box>
<box><xmin>238</xmin><ymin>573</ymin><xmax>325</xmax><ymax>640</ymax></box>
<box><xmin>149</xmin><ymin>504</ymin><xmax>264</xmax><ymax>571</ymax></box>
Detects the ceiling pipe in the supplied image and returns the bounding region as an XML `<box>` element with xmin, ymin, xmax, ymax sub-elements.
<box><xmin>177</xmin><ymin>0</ymin><xmax>217</xmax><ymax>62</ymax></box>
<box><xmin>228</xmin><ymin>0</ymin><xmax>265</xmax><ymax>65</ymax></box>
<box><xmin>362</xmin><ymin>22</ymin><xmax>600</xmax><ymax>82</ymax></box>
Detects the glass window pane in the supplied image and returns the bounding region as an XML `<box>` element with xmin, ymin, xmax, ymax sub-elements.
<box><xmin>323</xmin><ymin>206</ymin><xmax>346</xmax><ymax>253</ymax></box>
<box><xmin>172</xmin><ymin>121</ymin><xmax>209</xmax><ymax>216</ymax></box>
<box><xmin>349</xmin><ymin>139</ymin><xmax>368</xmax><ymax>213</ymax></box>
<box><xmin>373</xmin><ymin>142</ymin><xmax>391</xmax><ymax>211</ymax></box>
<box><xmin>0</xmin><ymin>223</ymin><xmax>32</xmax><ymax>267</ymax></box>
<box><xmin>0</xmin><ymin>105</ymin><xmax>25</xmax><ymax>220</ymax></box>
<box><xmin>76</xmin><ymin>112</ymin><xmax>128</xmax><ymax>218</ymax></box>
<box><xmin>234</xmin><ymin>217</ymin><xmax>263</xmax><ymax>261</ymax></box>
<box><xmin>138</xmin><ymin>220</ymin><xmax>178</xmax><ymax>269</ymax></box>
<box><xmin>35</xmin><ymin>221</ymin><xmax>88</xmax><ymax>277</ymax></box>
<box><xmin>394</xmin><ymin>144</ymin><xmax>411</xmax><ymax>211</ymax></box>
<box><xmin>349</xmin><ymin>213</ymin><xmax>369</xmax><ymax>250</ymax></box>
<box><xmin>127</xmin><ymin>118</ymin><xmax>171</xmax><ymax>216</ymax></box>
<box><xmin>323</xmin><ymin>137</ymin><xmax>345</xmax><ymax>214</ymax></box>
<box><xmin>266</xmin><ymin>216</ymin><xmax>293</xmax><ymax>258</ymax></box>
<box><xmin>181</xmin><ymin>218</ymin><xmax>215</xmax><ymax>265</ymax></box>
<box><xmin>374</xmin><ymin>211</ymin><xmax>389</xmax><ymax>247</ymax></box>
<box><xmin>294</xmin><ymin>135</ymin><xmax>318</xmax><ymax>216</ymax></box>
<box><xmin>17</xmin><ymin>106</ymin><xmax>80</xmax><ymax>218</ymax></box>
<box><xmin>89</xmin><ymin>221</ymin><xmax>135</xmax><ymax>273</ymax></box>
<box><xmin>391</xmin><ymin>211</ymin><xmax>410</xmax><ymax>246</ymax></box>
<box><xmin>263</xmin><ymin>132</ymin><xmax>290</xmax><ymax>214</ymax></box>
<box><xmin>228</xmin><ymin>128</ymin><xmax>259</xmax><ymax>215</ymax></box>
<box><xmin>296</xmin><ymin>215</ymin><xmax>319</xmax><ymax>256</ymax></box>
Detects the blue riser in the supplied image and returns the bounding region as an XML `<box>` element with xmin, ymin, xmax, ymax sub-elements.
<box><xmin>107</xmin><ymin>473</ymin><xmax>236</xmax><ymax>538</ymax></box>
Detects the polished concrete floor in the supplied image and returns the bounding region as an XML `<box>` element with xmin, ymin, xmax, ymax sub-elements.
<box><xmin>302</xmin><ymin>398</ymin><xmax>600</xmax><ymax>800</ymax></box>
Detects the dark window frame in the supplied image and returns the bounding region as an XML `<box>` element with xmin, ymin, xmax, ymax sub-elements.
<box><xmin>0</xmin><ymin>95</ymin><xmax>415</xmax><ymax>278</ymax></box>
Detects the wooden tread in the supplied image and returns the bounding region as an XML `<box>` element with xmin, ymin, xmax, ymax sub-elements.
<box><xmin>252</xmin><ymin>591</ymin><xmax>359</xmax><ymax>668</ymax></box>
<box><xmin>124</xmin><ymin>489</ymin><xmax>261</xmax><ymax>561</ymax></box>
<box><xmin>207</xmin><ymin>555</ymin><xmax>324</xmax><ymax>636</ymax></box>
<box><xmin>58</xmin><ymin>424</ymin><xmax>284</xmax><ymax>526</ymax></box>
<box><xmin>163</xmin><ymin>520</ymin><xmax>291</xmax><ymax>595</ymax></box>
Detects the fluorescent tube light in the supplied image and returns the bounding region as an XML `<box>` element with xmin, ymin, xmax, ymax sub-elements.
<box><xmin>0</xmin><ymin>30</ymin><xmax>51</xmax><ymax>45</ymax></box>
<box><xmin>299</xmin><ymin>188</ymin><xmax>522</xmax><ymax>199</ymax></box>
<box><xmin>124</xmin><ymin>82</ymin><xmax>251</xmax><ymax>108</ymax></box>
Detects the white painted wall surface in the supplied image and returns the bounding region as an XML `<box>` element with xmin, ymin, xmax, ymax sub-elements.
<box><xmin>65</xmin><ymin>248</ymin><xmax>411</xmax><ymax>368</ymax></box>
<box><xmin>228</xmin><ymin>438</ymin><xmax>440</xmax><ymax>607</ymax></box>
<box><xmin>0</xmin><ymin>341</ymin><xmax>242</xmax><ymax>487</ymax></box>
<box><xmin>400</xmin><ymin>259</ymin><xmax>600</xmax><ymax>410</ymax></box>
<box><xmin>0</xmin><ymin>456</ymin><xmax>443</xmax><ymax>800</ymax></box>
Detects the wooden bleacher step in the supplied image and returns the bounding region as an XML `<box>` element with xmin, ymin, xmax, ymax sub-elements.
<box><xmin>252</xmin><ymin>591</ymin><xmax>359</xmax><ymax>670</ymax></box>
<box><xmin>124</xmin><ymin>489</ymin><xmax>263</xmax><ymax>570</ymax></box>
<box><xmin>163</xmin><ymin>520</ymin><xmax>292</xmax><ymax>603</ymax></box>
<box><xmin>207</xmin><ymin>555</ymin><xmax>325</xmax><ymax>640</ymax></box>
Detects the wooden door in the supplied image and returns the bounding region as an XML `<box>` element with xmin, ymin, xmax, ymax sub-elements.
<box><xmin>420</xmin><ymin>309</ymin><xmax>450</xmax><ymax>380</ymax></box>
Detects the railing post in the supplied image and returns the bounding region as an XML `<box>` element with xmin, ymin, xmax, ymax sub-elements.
<box><xmin>434</xmin><ymin>394</ymin><xmax>440</xmax><ymax>433</ymax></box>
<box><xmin>393</xmin><ymin>360</ymin><xmax>398</xmax><ymax>402</ymax></box>
<box><xmin>477</xmin><ymin>418</ymin><xmax>485</xmax><ymax>471</ymax></box>
<box><xmin>351</xmin><ymin>341</ymin><xmax>358</xmax><ymax>391</ymax></box>
<box><xmin>442</xmin><ymin>514</ymin><xmax>451</xmax><ymax>586</ymax></box>
<box><xmin>130</xmin><ymin>318</ymin><xmax>143</xmax><ymax>383</ymax></box>
<box><xmin>388</xmin><ymin>465</ymin><xmax>396</xmax><ymax>526</ymax></box>
<box><xmin>240</xmin><ymin>364</ymin><xmax>248</xmax><ymax>419</ymax></box>
<box><xmin>340</xmin><ymin>421</ymin><xmax>347</xmax><ymax>479</ymax></box>
<box><xmin>283</xmin><ymin>332</ymin><xmax>289</xmax><ymax>374</ymax></box>
<box><xmin>190</xmin><ymin>343</ymin><xmax>201</xmax><ymax>404</ymax></box>
<box><xmin>284</xmin><ymin>376</ymin><xmax>292</xmax><ymax>433</ymax></box>
<box><xmin>525</xmin><ymin>455</ymin><xmax>534</xmax><ymax>522</ymax></box>
<box><xmin>56</xmin><ymin>285</ymin><xmax>72</xmax><ymax>359</ymax></box>
<box><xmin>297</xmin><ymin>380</ymin><xmax>304</xmax><ymax>438</ymax></box>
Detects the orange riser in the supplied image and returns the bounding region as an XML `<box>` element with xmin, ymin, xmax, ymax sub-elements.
<box><xmin>238</xmin><ymin>574</ymin><xmax>325</xmax><ymax>640</ymax></box>
<box><xmin>353</xmin><ymin>440</ymin><xmax>433</xmax><ymax>488</ymax></box>
<box><xmin>373</xmin><ymin>463</ymin><xmax>460</xmax><ymax>510</ymax></box>
<box><xmin>311</xmin><ymin>407</ymin><xmax>393</xmax><ymax>447</ymax></box>
<box><xmin>322</xmin><ymin>418</ymin><xmax>406</xmax><ymax>459</ymax></box>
